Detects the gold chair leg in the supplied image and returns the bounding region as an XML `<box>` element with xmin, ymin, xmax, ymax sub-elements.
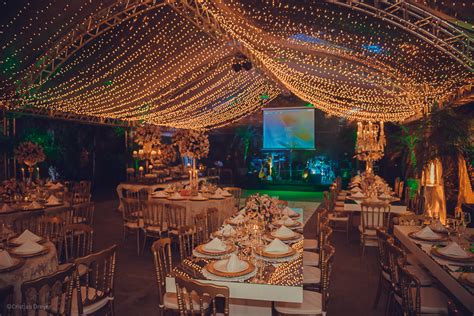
<box><xmin>136</xmin><ymin>229</ymin><xmax>140</xmax><ymax>256</ymax></box>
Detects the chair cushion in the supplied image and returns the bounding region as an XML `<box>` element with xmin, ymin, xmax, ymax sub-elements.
<box><xmin>334</xmin><ymin>206</ymin><xmax>345</xmax><ymax>212</ymax></box>
<box><xmin>125</xmin><ymin>219</ymin><xmax>144</xmax><ymax>229</ymax></box>
<box><xmin>50</xmin><ymin>286</ymin><xmax>111</xmax><ymax>315</ymax></box>
<box><xmin>163</xmin><ymin>292</ymin><xmax>209</xmax><ymax>311</ymax></box>
<box><xmin>406</xmin><ymin>265</ymin><xmax>433</xmax><ymax>286</ymax></box>
<box><xmin>416</xmin><ymin>287</ymin><xmax>448</xmax><ymax>315</ymax></box>
<box><xmin>335</xmin><ymin>201</ymin><xmax>344</xmax><ymax>207</ymax></box>
<box><xmin>303</xmin><ymin>251</ymin><xmax>319</xmax><ymax>266</ymax></box>
<box><xmin>358</xmin><ymin>225</ymin><xmax>376</xmax><ymax>236</ymax></box>
<box><xmin>274</xmin><ymin>290</ymin><xmax>323</xmax><ymax>315</ymax></box>
<box><xmin>303</xmin><ymin>239</ymin><xmax>318</xmax><ymax>250</ymax></box>
<box><xmin>303</xmin><ymin>266</ymin><xmax>321</xmax><ymax>284</ymax></box>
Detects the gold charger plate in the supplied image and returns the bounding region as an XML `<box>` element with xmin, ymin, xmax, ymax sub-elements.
<box><xmin>9</xmin><ymin>236</ymin><xmax>46</xmax><ymax>247</ymax></box>
<box><xmin>44</xmin><ymin>202</ymin><xmax>63</xmax><ymax>207</ymax></box>
<box><xmin>273</xmin><ymin>221</ymin><xmax>302</xmax><ymax>229</ymax></box>
<box><xmin>430</xmin><ymin>248</ymin><xmax>474</xmax><ymax>263</ymax></box>
<box><xmin>9</xmin><ymin>246</ymin><xmax>49</xmax><ymax>258</ymax></box>
<box><xmin>255</xmin><ymin>246</ymin><xmax>296</xmax><ymax>259</ymax></box>
<box><xmin>408</xmin><ymin>231</ymin><xmax>448</xmax><ymax>243</ymax></box>
<box><xmin>459</xmin><ymin>273</ymin><xmax>474</xmax><ymax>288</ymax></box>
<box><xmin>206</xmin><ymin>259</ymin><xmax>255</xmax><ymax>278</ymax></box>
<box><xmin>267</xmin><ymin>231</ymin><xmax>301</xmax><ymax>241</ymax></box>
<box><xmin>195</xmin><ymin>243</ymin><xmax>236</xmax><ymax>256</ymax></box>
<box><xmin>0</xmin><ymin>257</ymin><xmax>25</xmax><ymax>273</ymax></box>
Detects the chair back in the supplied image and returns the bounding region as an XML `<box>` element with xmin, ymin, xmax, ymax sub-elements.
<box><xmin>63</xmin><ymin>224</ymin><xmax>94</xmax><ymax>263</ymax></box>
<box><xmin>387</xmin><ymin>241</ymin><xmax>406</xmax><ymax>298</ymax></box>
<box><xmin>166</xmin><ymin>204</ymin><xmax>187</xmax><ymax>230</ymax></box>
<box><xmin>397</xmin><ymin>259</ymin><xmax>422</xmax><ymax>316</ymax></box>
<box><xmin>175</xmin><ymin>275</ymin><xmax>230</xmax><ymax>316</ymax></box>
<box><xmin>318</xmin><ymin>224</ymin><xmax>332</xmax><ymax>266</ymax></box>
<box><xmin>13</xmin><ymin>212</ymin><xmax>42</xmax><ymax>235</ymax></box>
<box><xmin>316</xmin><ymin>208</ymin><xmax>328</xmax><ymax>238</ymax></box>
<box><xmin>151</xmin><ymin>238</ymin><xmax>173</xmax><ymax>308</ymax></box>
<box><xmin>125</xmin><ymin>189</ymin><xmax>148</xmax><ymax>201</ymax></box>
<box><xmin>21</xmin><ymin>264</ymin><xmax>75</xmax><ymax>316</ymax></box>
<box><xmin>398</xmin><ymin>180</ymin><xmax>404</xmax><ymax>198</ymax></box>
<box><xmin>74</xmin><ymin>245</ymin><xmax>117</xmax><ymax>315</ymax></box>
<box><xmin>206</xmin><ymin>208</ymin><xmax>219</xmax><ymax>235</ymax></box>
<box><xmin>178</xmin><ymin>225</ymin><xmax>196</xmax><ymax>261</ymax></box>
<box><xmin>323</xmin><ymin>191</ymin><xmax>331</xmax><ymax>210</ymax></box>
<box><xmin>72</xmin><ymin>202</ymin><xmax>95</xmax><ymax>225</ymax></box>
<box><xmin>193</xmin><ymin>213</ymin><xmax>209</xmax><ymax>244</ymax></box>
<box><xmin>320</xmin><ymin>244</ymin><xmax>335</xmax><ymax>313</ymax></box>
<box><xmin>223</xmin><ymin>187</ymin><xmax>242</xmax><ymax>210</ymax></box>
<box><xmin>142</xmin><ymin>200</ymin><xmax>166</xmax><ymax>232</ymax></box>
<box><xmin>360</xmin><ymin>201</ymin><xmax>391</xmax><ymax>232</ymax></box>
<box><xmin>0</xmin><ymin>285</ymin><xmax>14</xmax><ymax>316</ymax></box>
<box><xmin>375</xmin><ymin>228</ymin><xmax>392</xmax><ymax>273</ymax></box>
<box><xmin>122</xmin><ymin>198</ymin><xmax>141</xmax><ymax>223</ymax></box>
<box><xmin>39</xmin><ymin>216</ymin><xmax>65</xmax><ymax>259</ymax></box>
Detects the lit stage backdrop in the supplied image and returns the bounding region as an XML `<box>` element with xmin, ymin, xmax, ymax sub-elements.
<box><xmin>263</xmin><ymin>108</ymin><xmax>315</xmax><ymax>150</ymax></box>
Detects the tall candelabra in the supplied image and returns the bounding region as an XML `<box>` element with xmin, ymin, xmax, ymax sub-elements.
<box><xmin>355</xmin><ymin>121</ymin><xmax>386</xmax><ymax>174</ymax></box>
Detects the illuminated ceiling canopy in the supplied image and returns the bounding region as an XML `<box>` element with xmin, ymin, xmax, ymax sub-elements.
<box><xmin>0</xmin><ymin>0</ymin><xmax>472</xmax><ymax>129</ymax></box>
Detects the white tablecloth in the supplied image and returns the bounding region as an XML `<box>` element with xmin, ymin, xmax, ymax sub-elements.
<box><xmin>344</xmin><ymin>203</ymin><xmax>410</xmax><ymax>215</ymax></box>
<box><xmin>149</xmin><ymin>196</ymin><xmax>235</xmax><ymax>225</ymax></box>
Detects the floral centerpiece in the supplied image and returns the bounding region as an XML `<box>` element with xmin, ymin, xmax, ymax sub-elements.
<box><xmin>245</xmin><ymin>193</ymin><xmax>278</xmax><ymax>226</ymax></box>
<box><xmin>157</xmin><ymin>144</ymin><xmax>177</xmax><ymax>166</ymax></box>
<box><xmin>1</xmin><ymin>178</ymin><xmax>23</xmax><ymax>200</ymax></box>
<box><xmin>14</xmin><ymin>141</ymin><xmax>45</xmax><ymax>167</ymax></box>
<box><xmin>134</xmin><ymin>124</ymin><xmax>162</xmax><ymax>147</ymax></box>
<box><xmin>172</xmin><ymin>129</ymin><xmax>209</xmax><ymax>160</ymax></box>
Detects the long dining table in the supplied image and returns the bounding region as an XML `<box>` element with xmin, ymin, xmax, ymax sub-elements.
<box><xmin>394</xmin><ymin>225</ymin><xmax>474</xmax><ymax>314</ymax></box>
<box><xmin>165</xmin><ymin>207</ymin><xmax>305</xmax><ymax>315</ymax></box>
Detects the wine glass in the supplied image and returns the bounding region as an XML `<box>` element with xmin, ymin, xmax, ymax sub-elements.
<box><xmin>445</xmin><ymin>218</ymin><xmax>456</xmax><ymax>239</ymax></box>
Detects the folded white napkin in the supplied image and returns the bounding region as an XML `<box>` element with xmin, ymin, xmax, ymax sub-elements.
<box><xmin>204</xmin><ymin>238</ymin><xmax>227</xmax><ymax>251</ymax></box>
<box><xmin>365</xmin><ymin>196</ymin><xmax>380</xmax><ymax>203</ymax></box>
<box><xmin>220</xmin><ymin>224</ymin><xmax>235</xmax><ymax>237</ymax></box>
<box><xmin>273</xmin><ymin>225</ymin><xmax>294</xmax><ymax>238</ymax></box>
<box><xmin>170</xmin><ymin>192</ymin><xmax>182</xmax><ymax>199</ymax></box>
<box><xmin>215</xmin><ymin>188</ymin><xmax>224</xmax><ymax>194</ymax></box>
<box><xmin>47</xmin><ymin>195</ymin><xmax>60</xmax><ymax>204</ymax></box>
<box><xmin>152</xmin><ymin>191</ymin><xmax>168</xmax><ymax>197</ymax></box>
<box><xmin>352</xmin><ymin>191</ymin><xmax>365</xmax><ymax>198</ymax></box>
<box><xmin>222</xmin><ymin>190</ymin><xmax>232</xmax><ymax>196</ymax></box>
<box><xmin>0</xmin><ymin>204</ymin><xmax>13</xmax><ymax>213</ymax></box>
<box><xmin>231</xmin><ymin>214</ymin><xmax>245</xmax><ymax>224</ymax></box>
<box><xmin>26</xmin><ymin>201</ymin><xmax>42</xmax><ymax>209</ymax></box>
<box><xmin>226</xmin><ymin>253</ymin><xmax>246</xmax><ymax>272</ymax></box>
<box><xmin>14</xmin><ymin>240</ymin><xmax>44</xmax><ymax>254</ymax></box>
<box><xmin>212</xmin><ymin>192</ymin><xmax>223</xmax><ymax>198</ymax></box>
<box><xmin>379</xmin><ymin>193</ymin><xmax>391</xmax><ymax>199</ymax></box>
<box><xmin>238</xmin><ymin>209</ymin><xmax>247</xmax><ymax>215</ymax></box>
<box><xmin>0</xmin><ymin>250</ymin><xmax>14</xmax><ymax>268</ymax></box>
<box><xmin>415</xmin><ymin>226</ymin><xmax>440</xmax><ymax>239</ymax></box>
<box><xmin>282</xmin><ymin>207</ymin><xmax>297</xmax><ymax>217</ymax></box>
<box><xmin>438</xmin><ymin>242</ymin><xmax>469</xmax><ymax>258</ymax></box>
<box><xmin>265</xmin><ymin>238</ymin><xmax>289</xmax><ymax>253</ymax></box>
<box><xmin>14</xmin><ymin>229</ymin><xmax>42</xmax><ymax>244</ymax></box>
<box><xmin>351</xmin><ymin>186</ymin><xmax>362</xmax><ymax>193</ymax></box>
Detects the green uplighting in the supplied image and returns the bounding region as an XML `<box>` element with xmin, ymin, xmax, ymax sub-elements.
<box><xmin>305</xmin><ymin>103</ymin><xmax>313</xmax><ymax>107</ymax></box>
<box><xmin>103</xmin><ymin>80</ymin><xmax>113</xmax><ymax>86</ymax></box>
<box><xmin>260</xmin><ymin>93</ymin><xmax>269</xmax><ymax>100</ymax></box>
<box><xmin>242</xmin><ymin>190</ymin><xmax>324</xmax><ymax>202</ymax></box>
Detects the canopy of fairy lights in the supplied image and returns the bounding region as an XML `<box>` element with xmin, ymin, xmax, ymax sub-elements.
<box><xmin>0</xmin><ymin>0</ymin><xmax>472</xmax><ymax>129</ymax></box>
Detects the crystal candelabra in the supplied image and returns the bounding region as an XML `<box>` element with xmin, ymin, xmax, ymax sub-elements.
<box><xmin>355</xmin><ymin>121</ymin><xmax>386</xmax><ymax>174</ymax></box>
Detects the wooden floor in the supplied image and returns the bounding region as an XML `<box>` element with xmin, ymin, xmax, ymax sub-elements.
<box><xmin>91</xmin><ymin>199</ymin><xmax>386</xmax><ymax>316</ymax></box>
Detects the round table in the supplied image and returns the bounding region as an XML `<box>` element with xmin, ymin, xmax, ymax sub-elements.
<box><xmin>0</xmin><ymin>241</ymin><xmax>59</xmax><ymax>310</ymax></box>
<box><xmin>150</xmin><ymin>196</ymin><xmax>235</xmax><ymax>225</ymax></box>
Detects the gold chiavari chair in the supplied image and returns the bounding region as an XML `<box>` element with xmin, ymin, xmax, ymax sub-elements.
<box><xmin>360</xmin><ymin>201</ymin><xmax>391</xmax><ymax>258</ymax></box>
<box><xmin>396</xmin><ymin>259</ymin><xmax>448</xmax><ymax>315</ymax></box>
<box><xmin>303</xmin><ymin>243</ymin><xmax>336</xmax><ymax>289</ymax></box>
<box><xmin>63</xmin><ymin>224</ymin><xmax>94</xmax><ymax>275</ymax></box>
<box><xmin>12</xmin><ymin>212</ymin><xmax>42</xmax><ymax>235</ymax></box>
<box><xmin>0</xmin><ymin>285</ymin><xmax>14</xmax><ymax>316</ymax></box>
<box><xmin>141</xmin><ymin>200</ymin><xmax>167</xmax><ymax>255</ymax></box>
<box><xmin>175</xmin><ymin>274</ymin><xmax>230</xmax><ymax>315</ymax></box>
<box><xmin>38</xmin><ymin>216</ymin><xmax>65</xmax><ymax>259</ymax></box>
<box><xmin>21</xmin><ymin>263</ymin><xmax>76</xmax><ymax>316</ymax></box>
<box><xmin>303</xmin><ymin>208</ymin><xmax>328</xmax><ymax>251</ymax></box>
<box><xmin>275</xmin><ymin>243</ymin><xmax>335</xmax><ymax>315</ymax></box>
<box><xmin>121</xmin><ymin>198</ymin><xmax>143</xmax><ymax>255</ymax></box>
<box><xmin>373</xmin><ymin>228</ymin><xmax>393</xmax><ymax>310</ymax></box>
<box><xmin>166</xmin><ymin>204</ymin><xmax>187</xmax><ymax>236</ymax></box>
<box><xmin>72</xmin><ymin>202</ymin><xmax>95</xmax><ymax>226</ymax></box>
<box><xmin>303</xmin><ymin>219</ymin><xmax>332</xmax><ymax>267</ymax></box>
<box><xmin>177</xmin><ymin>225</ymin><xmax>197</xmax><ymax>261</ymax></box>
<box><xmin>223</xmin><ymin>186</ymin><xmax>242</xmax><ymax>211</ymax></box>
<box><xmin>206</xmin><ymin>207</ymin><xmax>219</xmax><ymax>236</ymax></box>
<box><xmin>151</xmin><ymin>238</ymin><xmax>181</xmax><ymax>315</ymax></box>
<box><xmin>194</xmin><ymin>212</ymin><xmax>209</xmax><ymax>245</ymax></box>
<box><xmin>73</xmin><ymin>244</ymin><xmax>117</xmax><ymax>315</ymax></box>
<box><xmin>328</xmin><ymin>187</ymin><xmax>350</xmax><ymax>241</ymax></box>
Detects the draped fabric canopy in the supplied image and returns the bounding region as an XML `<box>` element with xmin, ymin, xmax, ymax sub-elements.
<box><xmin>0</xmin><ymin>0</ymin><xmax>472</xmax><ymax>129</ymax></box>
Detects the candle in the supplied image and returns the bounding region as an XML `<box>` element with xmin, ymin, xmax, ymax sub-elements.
<box><xmin>138</xmin><ymin>166</ymin><xmax>144</xmax><ymax>171</ymax></box>
<box><xmin>21</xmin><ymin>168</ymin><xmax>25</xmax><ymax>181</ymax></box>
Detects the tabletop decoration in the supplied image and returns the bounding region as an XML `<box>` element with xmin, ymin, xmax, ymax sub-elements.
<box><xmin>172</xmin><ymin>129</ymin><xmax>209</xmax><ymax>160</ymax></box>
<box><xmin>245</xmin><ymin>193</ymin><xmax>278</xmax><ymax>228</ymax></box>
<box><xmin>14</xmin><ymin>142</ymin><xmax>45</xmax><ymax>182</ymax></box>
<box><xmin>0</xmin><ymin>250</ymin><xmax>24</xmax><ymax>273</ymax></box>
<box><xmin>1</xmin><ymin>178</ymin><xmax>24</xmax><ymax>201</ymax></box>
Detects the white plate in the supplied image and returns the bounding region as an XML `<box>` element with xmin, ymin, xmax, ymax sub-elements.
<box><xmin>213</xmin><ymin>259</ymin><xmax>249</xmax><ymax>274</ymax></box>
<box><xmin>271</xmin><ymin>231</ymin><xmax>296</xmax><ymax>239</ymax></box>
<box><xmin>11</xmin><ymin>246</ymin><xmax>45</xmax><ymax>255</ymax></box>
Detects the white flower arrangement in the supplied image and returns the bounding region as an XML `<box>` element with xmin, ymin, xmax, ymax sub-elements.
<box><xmin>245</xmin><ymin>193</ymin><xmax>278</xmax><ymax>220</ymax></box>
<box><xmin>157</xmin><ymin>144</ymin><xmax>177</xmax><ymax>165</ymax></box>
<box><xmin>134</xmin><ymin>124</ymin><xmax>162</xmax><ymax>146</ymax></box>
<box><xmin>172</xmin><ymin>129</ymin><xmax>209</xmax><ymax>160</ymax></box>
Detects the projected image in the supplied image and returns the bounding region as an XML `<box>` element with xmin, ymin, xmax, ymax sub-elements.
<box><xmin>263</xmin><ymin>108</ymin><xmax>315</xmax><ymax>149</ymax></box>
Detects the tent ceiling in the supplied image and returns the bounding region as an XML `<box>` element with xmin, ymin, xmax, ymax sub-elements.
<box><xmin>0</xmin><ymin>0</ymin><xmax>472</xmax><ymax>129</ymax></box>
